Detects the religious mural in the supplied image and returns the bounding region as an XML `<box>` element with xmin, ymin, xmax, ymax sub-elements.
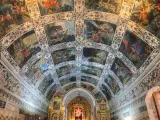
<box><xmin>85</xmin><ymin>0</ymin><xmax>123</xmax><ymax>14</ymax></box>
<box><xmin>83</xmin><ymin>48</ymin><xmax>108</xmax><ymax>65</ymax></box>
<box><xmin>84</xmin><ymin>20</ymin><xmax>116</xmax><ymax>45</ymax></box>
<box><xmin>119</xmin><ymin>31</ymin><xmax>153</xmax><ymax>68</ymax></box>
<box><xmin>131</xmin><ymin>0</ymin><xmax>160</xmax><ymax>39</ymax></box>
<box><xmin>100</xmin><ymin>84</ymin><xmax>112</xmax><ymax>101</ymax></box>
<box><xmin>0</xmin><ymin>0</ymin><xmax>30</xmax><ymax>39</ymax></box>
<box><xmin>104</xmin><ymin>73</ymin><xmax>120</xmax><ymax>94</ymax></box>
<box><xmin>81</xmin><ymin>76</ymin><xmax>98</xmax><ymax>86</ymax></box>
<box><xmin>111</xmin><ymin>58</ymin><xmax>132</xmax><ymax>85</ymax></box>
<box><xmin>60</xmin><ymin>76</ymin><xmax>76</xmax><ymax>86</ymax></box>
<box><xmin>56</xmin><ymin>64</ymin><xmax>77</xmax><ymax>77</ymax></box>
<box><xmin>94</xmin><ymin>91</ymin><xmax>106</xmax><ymax>103</ymax></box>
<box><xmin>63</xmin><ymin>83</ymin><xmax>77</xmax><ymax>91</ymax></box>
<box><xmin>38</xmin><ymin>0</ymin><xmax>74</xmax><ymax>15</ymax></box>
<box><xmin>51</xmin><ymin>48</ymin><xmax>76</xmax><ymax>65</ymax></box>
<box><xmin>7</xmin><ymin>31</ymin><xmax>41</xmax><ymax>68</ymax></box>
<box><xmin>81</xmin><ymin>82</ymin><xmax>95</xmax><ymax>92</ymax></box>
<box><xmin>81</xmin><ymin>65</ymin><xmax>103</xmax><ymax>77</ymax></box>
<box><xmin>38</xmin><ymin>74</ymin><xmax>54</xmax><ymax>94</ymax></box>
<box><xmin>25</xmin><ymin>57</ymin><xmax>47</xmax><ymax>85</ymax></box>
<box><xmin>46</xmin><ymin>84</ymin><xmax>58</xmax><ymax>100</ymax></box>
<box><xmin>0</xmin><ymin>63</ymin><xmax>20</xmax><ymax>95</ymax></box>
<box><xmin>45</xmin><ymin>21</ymin><xmax>75</xmax><ymax>46</ymax></box>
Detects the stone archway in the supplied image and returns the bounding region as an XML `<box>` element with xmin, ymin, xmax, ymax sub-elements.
<box><xmin>145</xmin><ymin>86</ymin><xmax>160</xmax><ymax>120</ymax></box>
<box><xmin>63</xmin><ymin>88</ymin><xmax>96</xmax><ymax>120</ymax></box>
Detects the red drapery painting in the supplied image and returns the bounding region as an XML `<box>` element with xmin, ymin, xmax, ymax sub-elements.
<box><xmin>74</xmin><ymin>107</ymin><xmax>82</xmax><ymax>120</ymax></box>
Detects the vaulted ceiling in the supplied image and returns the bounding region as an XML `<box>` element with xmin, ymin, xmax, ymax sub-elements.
<box><xmin>0</xmin><ymin>0</ymin><xmax>160</xmax><ymax>115</ymax></box>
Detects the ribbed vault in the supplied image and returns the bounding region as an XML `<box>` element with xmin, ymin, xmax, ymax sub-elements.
<box><xmin>0</xmin><ymin>0</ymin><xmax>160</xmax><ymax>114</ymax></box>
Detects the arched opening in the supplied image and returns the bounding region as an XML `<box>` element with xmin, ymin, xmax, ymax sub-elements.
<box><xmin>63</xmin><ymin>88</ymin><xmax>96</xmax><ymax>120</ymax></box>
<box><xmin>67</xmin><ymin>96</ymin><xmax>91</xmax><ymax>120</ymax></box>
<box><xmin>145</xmin><ymin>86</ymin><xmax>160</xmax><ymax>120</ymax></box>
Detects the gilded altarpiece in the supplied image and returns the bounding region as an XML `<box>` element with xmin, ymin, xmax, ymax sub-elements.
<box><xmin>67</xmin><ymin>96</ymin><xmax>91</xmax><ymax>120</ymax></box>
<box><xmin>48</xmin><ymin>96</ymin><xmax>64</xmax><ymax>120</ymax></box>
<box><xmin>96</xmin><ymin>100</ymin><xmax>110</xmax><ymax>120</ymax></box>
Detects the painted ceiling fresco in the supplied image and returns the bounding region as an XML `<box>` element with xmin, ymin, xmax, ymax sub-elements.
<box><xmin>83</xmin><ymin>48</ymin><xmax>108</xmax><ymax>65</ymax></box>
<box><xmin>38</xmin><ymin>74</ymin><xmax>54</xmax><ymax>94</ymax></box>
<box><xmin>0</xmin><ymin>0</ymin><xmax>30</xmax><ymax>39</ymax></box>
<box><xmin>60</xmin><ymin>76</ymin><xmax>76</xmax><ymax>86</ymax></box>
<box><xmin>84</xmin><ymin>20</ymin><xmax>116</xmax><ymax>45</ymax></box>
<box><xmin>7</xmin><ymin>31</ymin><xmax>41</xmax><ymax>68</ymax></box>
<box><xmin>38</xmin><ymin>0</ymin><xmax>74</xmax><ymax>15</ymax></box>
<box><xmin>85</xmin><ymin>0</ymin><xmax>123</xmax><ymax>14</ymax></box>
<box><xmin>45</xmin><ymin>21</ymin><xmax>75</xmax><ymax>46</ymax></box>
<box><xmin>1</xmin><ymin>0</ymin><xmax>160</xmax><ymax>104</ymax></box>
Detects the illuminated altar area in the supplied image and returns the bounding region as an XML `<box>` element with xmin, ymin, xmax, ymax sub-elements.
<box><xmin>48</xmin><ymin>88</ymin><xmax>110</xmax><ymax>120</ymax></box>
<box><xmin>67</xmin><ymin>96</ymin><xmax>91</xmax><ymax>120</ymax></box>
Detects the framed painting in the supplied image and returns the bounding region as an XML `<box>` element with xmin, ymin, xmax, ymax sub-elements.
<box><xmin>81</xmin><ymin>76</ymin><xmax>98</xmax><ymax>86</ymax></box>
<box><xmin>81</xmin><ymin>65</ymin><xmax>103</xmax><ymax>77</ymax></box>
<box><xmin>56</xmin><ymin>64</ymin><xmax>77</xmax><ymax>77</ymax></box>
<box><xmin>104</xmin><ymin>73</ymin><xmax>120</xmax><ymax>94</ymax></box>
<box><xmin>131</xmin><ymin>0</ymin><xmax>160</xmax><ymax>39</ymax></box>
<box><xmin>52</xmin><ymin>48</ymin><xmax>76</xmax><ymax>65</ymax></box>
<box><xmin>85</xmin><ymin>0</ymin><xmax>123</xmax><ymax>14</ymax></box>
<box><xmin>60</xmin><ymin>76</ymin><xmax>76</xmax><ymax>86</ymax></box>
<box><xmin>111</xmin><ymin>57</ymin><xmax>132</xmax><ymax>85</ymax></box>
<box><xmin>7</xmin><ymin>31</ymin><xmax>41</xmax><ymax>68</ymax></box>
<box><xmin>45</xmin><ymin>21</ymin><xmax>75</xmax><ymax>46</ymax></box>
<box><xmin>83</xmin><ymin>48</ymin><xmax>108</xmax><ymax>65</ymax></box>
<box><xmin>38</xmin><ymin>0</ymin><xmax>74</xmax><ymax>15</ymax></box>
<box><xmin>84</xmin><ymin>20</ymin><xmax>116</xmax><ymax>45</ymax></box>
<box><xmin>119</xmin><ymin>31</ymin><xmax>153</xmax><ymax>68</ymax></box>
<box><xmin>0</xmin><ymin>0</ymin><xmax>30</xmax><ymax>39</ymax></box>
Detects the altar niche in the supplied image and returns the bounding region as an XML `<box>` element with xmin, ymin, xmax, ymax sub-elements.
<box><xmin>67</xmin><ymin>96</ymin><xmax>91</xmax><ymax>120</ymax></box>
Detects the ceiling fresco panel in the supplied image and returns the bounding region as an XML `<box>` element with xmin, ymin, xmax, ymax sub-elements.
<box><xmin>0</xmin><ymin>63</ymin><xmax>21</xmax><ymax>95</ymax></box>
<box><xmin>45</xmin><ymin>21</ymin><xmax>75</xmax><ymax>46</ymax></box>
<box><xmin>7</xmin><ymin>30</ymin><xmax>41</xmax><ymax>68</ymax></box>
<box><xmin>81</xmin><ymin>76</ymin><xmax>98</xmax><ymax>86</ymax></box>
<box><xmin>81</xmin><ymin>65</ymin><xmax>103</xmax><ymax>77</ymax></box>
<box><xmin>94</xmin><ymin>91</ymin><xmax>107</xmax><ymax>103</ymax></box>
<box><xmin>24</xmin><ymin>57</ymin><xmax>47</xmax><ymax>85</ymax></box>
<box><xmin>56</xmin><ymin>64</ymin><xmax>77</xmax><ymax>78</ymax></box>
<box><xmin>63</xmin><ymin>83</ymin><xmax>77</xmax><ymax>92</ymax></box>
<box><xmin>81</xmin><ymin>82</ymin><xmax>95</xmax><ymax>94</ymax></box>
<box><xmin>119</xmin><ymin>31</ymin><xmax>153</xmax><ymax>69</ymax></box>
<box><xmin>46</xmin><ymin>84</ymin><xmax>57</xmax><ymax>100</ymax></box>
<box><xmin>100</xmin><ymin>84</ymin><xmax>112</xmax><ymax>101</ymax></box>
<box><xmin>85</xmin><ymin>0</ymin><xmax>123</xmax><ymax>14</ymax></box>
<box><xmin>51</xmin><ymin>48</ymin><xmax>76</xmax><ymax>65</ymax></box>
<box><xmin>60</xmin><ymin>76</ymin><xmax>76</xmax><ymax>86</ymax></box>
<box><xmin>131</xmin><ymin>0</ymin><xmax>160</xmax><ymax>39</ymax></box>
<box><xmin>38</xmin><ymin>74</ymin><xmax>54</xmax><ymax>94</ymax></box>
<box><xmin>38</xmin><ymin>0</ymin><xmax>74</xmax><ymax>16</ymax></box>
<box><xmin>84</xmin><ymin>20</ymin><xmax>116</xmax><ymax>45</ymax></box>
<box><xmin>111</xmin><ymin>57</ymin><xmax>133</xmax><ymax>85</ymax></box>
<box><xmin>0</xmin><ymin>0</ymin><xmax>30</xmax><ymax>39</ymax></box>
<box><xmin>83</xmin><ymin>48</ymin><xmax>108</xmax><ymax>65</ymax></box>
<box><xmin>104</xmin><ymin>73</ymin><xmax>120</xmax><ymax>94</ymax></box>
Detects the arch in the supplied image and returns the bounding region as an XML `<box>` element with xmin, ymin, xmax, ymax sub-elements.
<box><xmin>145</xmin><ymin>86</ymin><xmax>160</xmax><ymax>120</ymax></box>
<box><xmin>63</xmin><ymin>88</ymin><xmax>96</xmax><ymax>108</ymax></box>
<box><xmin>63</xmin><ymin>88</ymin><xmax>97</xmax><ymax>120</ymax></box>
